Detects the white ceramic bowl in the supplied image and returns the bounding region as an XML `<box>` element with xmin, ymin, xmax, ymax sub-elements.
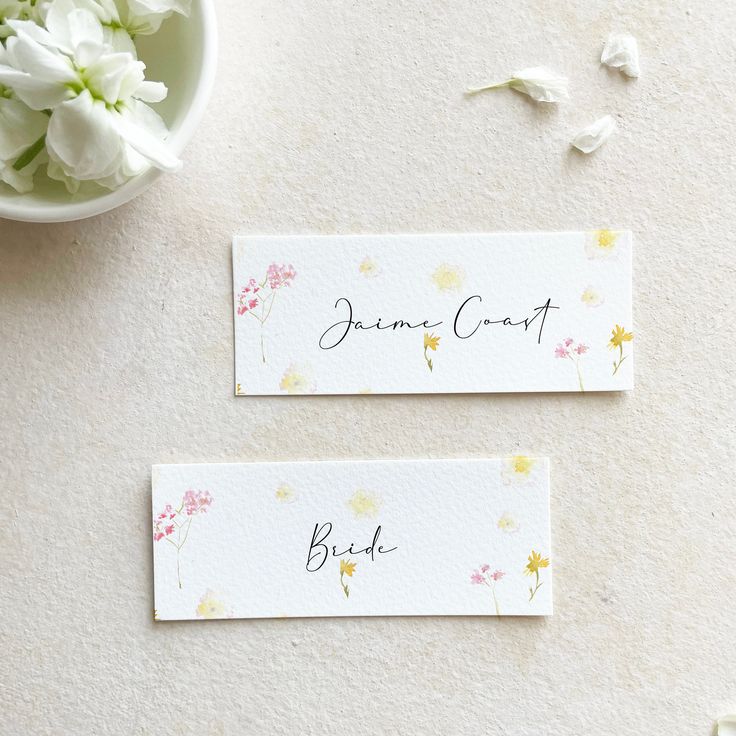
<box><xmin>0</xmin><ymin>0</ymin><xmax>217</xmax><ymax>223</ymax></box>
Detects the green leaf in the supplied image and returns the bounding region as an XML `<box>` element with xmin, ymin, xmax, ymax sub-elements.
<box><xmin>13</xmin><ymin>134</ymin><xmax>46</xmax><ymax>171</ymax></box>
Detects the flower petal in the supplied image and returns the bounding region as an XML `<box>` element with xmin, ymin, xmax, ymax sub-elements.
<box><xmin>571</xmin><ymin>115</ymin><xmax>617</xmax><ymax>154</ymax></box>
<box><xmin>509</xmin><ymin>66</ymin><xmax>569</xmax><ymax>102</ymax></box>
<box><xmin>110</xmin><ymin>103</ymin><xmax>180</xmax><ymax>172</ymax></box>
<box><xmin>46</xmin><ymin>90</ymin><xmax>124</xmax><ymax>180</ymax></box>
<box><xmin>135</xmin><ymin>80</ymin><xmax>167</xmax><ymax>103</ymax></box>
<box><xmin>0</xmin><ymin>66</ymin><xmax>72</xmax><ymax>109</ymax></box>
<box><xmin>0</xmin><ymin>96</ymin><xmax>48</xmax><ymax>159</ymax></box>
<box><xmin>601</xmin><ymin>33</ymin><xmax>640</xmax><ymax>78</ymax></box>
<box><xmin>5</xmin><ymin>32</ymin><xmax>77</xmax><ymax>85</ymax></box>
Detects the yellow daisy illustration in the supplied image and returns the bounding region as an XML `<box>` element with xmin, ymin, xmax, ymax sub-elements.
<box><xmin>359</xmin><ymin>257</ymin><xmax>380</xmax><ymax>277</ymax></box>
<box><xmin>279</xmin><ymin>365</ymin><xmax>311</xmax><ymax>394</ymax></box>
<box><xmin>196</xmin><ymin>590</ymin><xmax>230</xmax><ymax>619</ymax></box>
<box><xmin>275</xmin><ymin>484</ymin><xmax>296</xmax><ymax>503</ymax></box>
<box><xmin>431</xmin><ymin>263</ymin><xmax>465</xmax><ymax>292</ymax></box>
<box><xmin>580</xmin><ymin>287</ymin><xmax>604</xmax><ymax>308</ymax></box>
<box><xmin>497</xmin><ymin>513</ymin><xmax>519</xmax><ymax>533</ymax></box>
<box><xmin>347</xmin><ymin>489</ymin><xmax>381</xmax><ymax>518</ymax></box>
<box><xmin>502</xmin><ymin>456</ymin><xmax>537</xmax><ymax>485</ymax></box>
<box><xmin>585</xmin><ymin>229</ymin><xmax>620</xmax><ymax>259</ymax></box>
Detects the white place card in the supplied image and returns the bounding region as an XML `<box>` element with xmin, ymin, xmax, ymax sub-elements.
<box><xmin>232</xmin><ymin>231</ymin><xmax>633</xmax><ymax>395</ymax></box>
<box><xmin>152</xmin><ymin>458</ymin><xmax>553</xmax><ymax>620</ymax></box>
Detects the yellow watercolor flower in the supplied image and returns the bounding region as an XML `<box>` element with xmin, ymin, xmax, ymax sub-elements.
<box><xmin>608</xmin><ymin>324</ymin><xmax>634</xmax><ymax>349</ymax></box>
<box><xmin>580</xmin><ymin>287</ymin><xmax>603</xmax><ymax>308</ymax></box>
<box><xmin>608</xmin><ymin>324</ymin><xmax>634</xmax><ymax>376</ymax></box>
<box><xmin>512</xmin><ymin>456</ymin><xmax>534</xmax><ymax>475</ymax></box>
<box><xmin>524</xmin><ymin>550</ymin><xmax>550</xmax><ymax>576</ymax></box>
<box><xmin>424</xmin><ymin>332</ymin><xmax>440</xmax><ymax>351</ymax></box>
<box><xmin>347</xmin><ymin>489</ymin><xmax>381</xmax><ymax>518</ymax></box>
<box><xmin>497</xmin><ymin>513</ymin><xmax>519</xmax><ymax>533</ymax></box>
<box><xmin>502</xmin><ymin>456</ymin><xmax>537</xmax><ymax>485</ymax></box>
<box><xmin>585</xmin><ymin>229</ymin><xmax>620</xmax><ymax>259</ymax></box>
<box><xmin>432</xmin><ymin>263</ymin><xmax>465</xmax><ymax>292</ymax></box>
<box><xmin>340</xmin><ymin>559</ymin><xmax>357</xmax><ymax>577</ymax></box>
<box><xmin>275</xmin><ymin>484</ymin><xmax>296</xmax><ymax>503</ymax></box>
<box><xmin>279</xmin><ymin>365</ymin><xmax>310</xmax><ymax>394</ymax></box>
<box><xmin>359</xmin><ymin>257</ymin><xmax>380</xmax><ymax>277</ymax></box>
<box><xmin>340</xmin><ymin>558</ymin><xmax>357</xmax><ymax>598</ymax></box>
<box><xmin>196</xmin><ymin>590</ymin><xmax>228</xmax><ymax>619</ymax></box>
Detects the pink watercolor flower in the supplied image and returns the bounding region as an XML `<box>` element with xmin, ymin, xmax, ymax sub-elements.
<box><xmin>564</xmin><ymin>338</ymin><xmax>574</xmax><ymax>347</ymax></box>
<box><xmin>470</xmin><ymin>571</ymin><xmax>485</xmax><ymax>585</ymax></box>
<box><xmin>575</xmin><ymin>344</ymin><xmax>589</xmax><ymax>355</ymax></box>
<box><xmin>183</xmin><ymin>489</ymin><xmax>213</xmax><ymax>516</ymax></box>
<box><xmin>480</xmin><ymin>564</ymin><xmax>491</xmax><ymax>573</ymax></box>
<box><xmin>491</xmin><ymin>570</ymin><xmax>505</xmax><ymax>582</ymax></box>
<box><xmin>267</xmin><ymin>263</ymin><xmax>296</xmax><ymax>290</ymax></box>
<box><xmin>554</xmin><ymin>345</ymin><xmax>569</xmax><ymax>358</ymax></box>
<box><xmin>153</xmin><ymin>491</ymin><xmax>215</xmax><ymax>589</ymax></box>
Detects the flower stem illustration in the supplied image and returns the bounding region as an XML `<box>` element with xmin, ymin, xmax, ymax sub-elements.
<box><xmin>608</xmin><ymin>324</ymin><xmax>633</xmax><ymax>375</ymax></box>
<box><xmin>524</xmin><ymin>550</ymin><xmax>550</xmax><ymax>602</ymax></box>
<box><xmin>471</xmin><ymin>565</ymin><xmax>506</xmax><ymax>615</ymax></box>
<box><xmin>340</xmin><ymin>559</ymin><xmax>357</xmax><ymax>598</ymax></box>
<box><xmin>554</xmin><ymin>338</ymin><xmax>589</xmax><ymax>391</ymax></box>
<box><xmin>153</xmin><ymin>490</ymin><xmax>213</xmax><ymax>589</ymax></box>
<box><xmin>423</xmin><ymin>332</ymin><xmax>440</xmax><ymax>372</ymax></box>
<box><xmin>237</xmin><ymin>263</ymin><xmax>297</xmax><ymax>363</ymax></box>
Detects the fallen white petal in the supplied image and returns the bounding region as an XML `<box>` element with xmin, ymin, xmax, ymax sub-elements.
<box><xmin>572</xmin><ymin>115</ymin><xmax>617</xmax><ymax>154</ymax></box>
<box><xmin>467</xmin><ymin>66</ymin><xmax>568</xmax><ymax>103</ymax></box>
<box><xmin>509</xmin><ymin>66</ymin><xmax>568</xmax><ymax>102</ymax></box>
<box><xmin>601</xmin><ymin>33</ymin><xmax>640</xmax><ymax>78</ymax></box>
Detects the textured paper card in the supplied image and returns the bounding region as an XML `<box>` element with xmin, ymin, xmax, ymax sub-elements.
<box><xmin>152</xmin><ymin>458</ymin><xmax>552</xmax><ymax>620</ymax></box>
<box><xmin>232</xmin><ymin>231</ymin><xmax>633</xmax><ymax>395</ymax></box>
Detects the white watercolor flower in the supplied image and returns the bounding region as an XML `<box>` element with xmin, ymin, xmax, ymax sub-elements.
<box><xmin>571</xmin><ymin>115</ymin><xmax>617</xmax><ymax>154</ymax></box>
<box><xmin>580</xmin><ymin>287</ymin><xmax>604</xmax><ymax>308</ymax></box>
<box><xmin>468</xmin><ymin>66</ymin><xmax>568</xmax><ymax>103</ymax></box>
<box><xmin>0</xmin><ymin>12</ymin><xmax>179</xmax><ymax>189</ymax></box>
<box><xmin>601</xmin><ymin>33</ymin><xmax>640</xmax><ymax>78</ymax></box>
<box><xmin>0</xmin><ymin>93</ymin><xmax>48</xmax><ymax>192</ymax></box>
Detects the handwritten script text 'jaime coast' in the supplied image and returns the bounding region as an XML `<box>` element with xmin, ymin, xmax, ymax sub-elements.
<box><xmin>318</xmin><ymin>296</ymin><xmax>560</xmax><ymax>350</ymax></box>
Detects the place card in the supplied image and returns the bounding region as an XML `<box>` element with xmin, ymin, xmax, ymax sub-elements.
<box><xmin>152</xmin><ymin>458</ymin><xmax>552</xmax><ymax>620</ymax></box>
<box><xmin>232</xmin><ymin>231</ymin><xmax>633</xmax><ymax>395</ymax></box>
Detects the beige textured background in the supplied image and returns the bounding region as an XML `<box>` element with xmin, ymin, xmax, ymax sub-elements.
<box><xmin>2</xmin><ymin>1</ymin><xmax>735</xmax><ymax>734</ymax></box>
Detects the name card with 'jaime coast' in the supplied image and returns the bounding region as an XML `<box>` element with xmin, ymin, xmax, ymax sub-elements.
<box><xmin>152</xmin><ymin>459</ymin><xmax>552</xmax><ymax>620</ymax></box>
<box><xmin>232</xmin><ymin>232</ymin><xmax>633</xmax><ymax>395</ymax></box>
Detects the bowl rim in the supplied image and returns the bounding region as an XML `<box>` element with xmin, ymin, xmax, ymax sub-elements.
<box><xmin>0</xmin><ymin>0</ymin><xmax>218</xmax><ymax>224</ymax></box>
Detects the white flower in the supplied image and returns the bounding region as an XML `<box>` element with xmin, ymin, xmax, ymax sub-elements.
<box><xmin>124</xmin><ymin>0</ymin><xmax>190</xmax><ymax>35</ymax></box>
<box><xmin>0</xmin><ymin>10</ymin><xmax>179</xmax><ymax>189</ymax></box>
<box><xmin>580</xmin><ymin>287</ymin><xmax>604</xmax><ymax>308</ymax></box>
<box><xmin>601</xmin><ymin>33</ymin><xmax>640</xmax><ymax>78</ymax></box>
<box><xmin>0</xmin><ymin>0</ymin><xmax>45</xmax><ymax>38</ymax></box>
<box><xmin>0</xmin><ymin>94</ymin><xmax>48</xmax><ymax>192</ymax></box>
<box><xmin>467</xmin><ymin>66</ymin><xmax>568</xmax><ymax>103</ymax></box>
<box><xmin>571</xmin><ymin>115</ymin><xmax>617</xmax><ymax>154</ymax></box>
